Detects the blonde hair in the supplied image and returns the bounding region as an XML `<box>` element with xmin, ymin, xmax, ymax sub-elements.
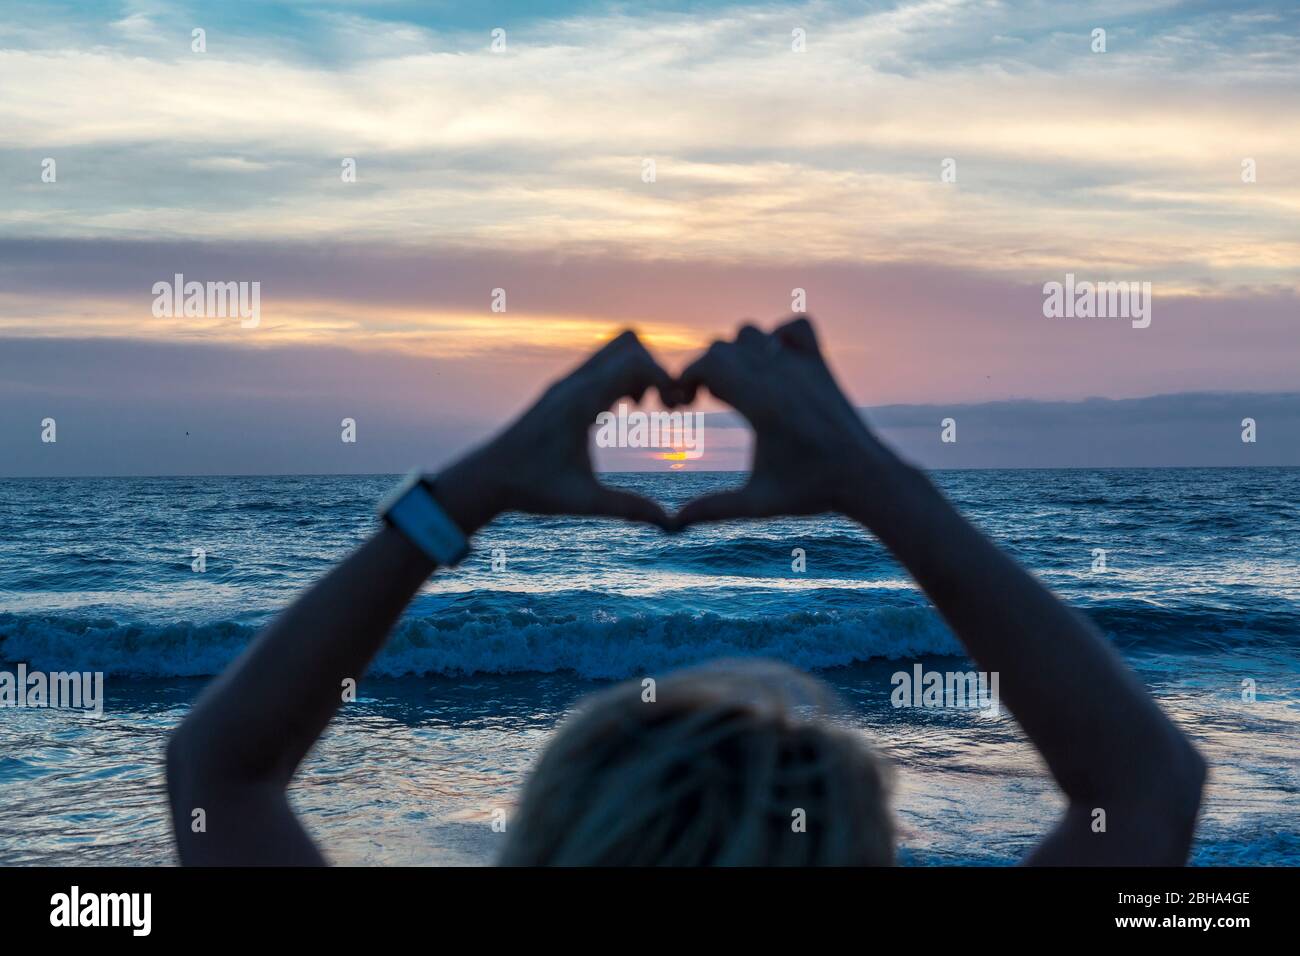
<box><xmin>498</xmin><ymin>659</ymin><xmax>894</xmax><ymax>866</ymax></box>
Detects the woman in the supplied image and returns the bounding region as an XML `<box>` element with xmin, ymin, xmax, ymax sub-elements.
<box><xmin>166</xmin><ymin>318</ymin><xmax>1205</xmax><ymax>865</ymax></box>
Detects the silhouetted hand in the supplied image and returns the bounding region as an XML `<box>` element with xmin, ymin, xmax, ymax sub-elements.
<box><xmin>438</xmin><ymin>330</ymin><xmax>680</xmax><ymax>534</ymax></box>
<box><xmin>674</xmin><ymin>317</ymin><xmax>893</xmax><ymax>528</ymax></box>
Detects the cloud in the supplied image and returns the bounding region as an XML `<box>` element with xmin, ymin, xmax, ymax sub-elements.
<box><xmin>1</xmin><ymin>332</ymin><xmax>1294</xmax><ymax>475</ymax></box>
<box><xmin>186</xmin><ymin>156</ymin><xmax>280</xmax><ymax>172</ymax></box>
<box><xmin>1</xmin><ymin>236</ymin><xmax>1296</xmax><ymax>406</ymax></box>
<box><xmin>2</xmin><ymin>0</ymin><xmax>1295</xmax><ymax>467</ymax></box>
<box><xmin>2</xmin><ymin>1</ymin><xmax>1298</xmax><ymax>283</ymax></box>
<box><xmin>855</xmin><ymin>391</ymin><xmax>1300</xmax><ymax>469</ymax></box>
<box><xmin>109</xmin><ymin>13</ymin><xmax>164</xmax><ymax>43</ymax></box>
<box><xmin>607</xmin><ymin>390</ymin><xmax>1300</xmax><ymax>469</ymax></box>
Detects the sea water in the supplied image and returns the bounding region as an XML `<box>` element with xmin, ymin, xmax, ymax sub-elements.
<box><xmin>0</xmin><ymin>469</ymin><xmax>1296</xmax><ymax>865</ymax></box>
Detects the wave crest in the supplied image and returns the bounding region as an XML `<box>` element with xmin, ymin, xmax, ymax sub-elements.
<box><xmin>0</xmin><ymin>607</ymin><xmax>959</xmax><ymax>680</ymax></box>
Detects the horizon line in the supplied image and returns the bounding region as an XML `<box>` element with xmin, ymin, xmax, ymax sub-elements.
<box><xmin>3</xmin><ymin>464</ymin><xmax>1296</xmax><ymax>481</ymax></box>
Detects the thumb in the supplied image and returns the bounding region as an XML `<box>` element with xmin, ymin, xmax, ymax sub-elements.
<box><xmin>583</xmin><ymin>484</ymin><xmax>673</xmax><ymax>531</ymax></box>
<box><xmin>672</xmin><ymin>488</ymin><xmax>763</xmax><ymax>530</ymax></box>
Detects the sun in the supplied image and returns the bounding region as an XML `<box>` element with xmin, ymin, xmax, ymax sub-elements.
<box><xmin>655</xmin><ymin>450</ymin><xmax>690</xmax><ymax>471</ymax></box>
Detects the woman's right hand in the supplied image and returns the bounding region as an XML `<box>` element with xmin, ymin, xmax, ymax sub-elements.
<box><xmin>437</xmin><ymin>330</ymin><xmax>681</xmax><ymax>535</ymax></box>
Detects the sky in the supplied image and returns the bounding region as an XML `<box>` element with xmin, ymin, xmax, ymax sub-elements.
<box><xmin>1</xmin><ymin>0</ymin><xmax>1297</xmax><ymax>474</ymax></box>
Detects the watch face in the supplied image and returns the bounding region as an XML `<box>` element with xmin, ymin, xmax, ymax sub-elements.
<box><xmin>381</xmin><ymin>473</ymin><xmax>468</xmax><ymax>566</ymax></box>
<box><xmin>376</xmin><ymin>470</ymin><xmax>425</xmax><ymax>519</ymax></box>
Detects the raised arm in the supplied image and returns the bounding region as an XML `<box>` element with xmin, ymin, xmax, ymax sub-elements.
<box><xmin>166</xmin><ymin>332</ymin><xmax>678</xmax><ymax>865</ymax></box>
<box><xmin>675</xmin><ymin>317</ymin><xmax>1206</xmax><ymax>865</ymax></box>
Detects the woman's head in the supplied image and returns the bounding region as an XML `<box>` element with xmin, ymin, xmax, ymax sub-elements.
<box><xmin>499</xmin><ymin>659</ymin><xmax>894</xmax><ymax>865</ymax></box>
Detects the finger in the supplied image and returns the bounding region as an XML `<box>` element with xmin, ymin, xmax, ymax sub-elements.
<box><xmin>736</xmin><ymin>323</ymin><xmax>767</xmax><ymax>351</ymax></box>
<box><xmin>582</xmin><ymin>484</ymin><xmax>673</xmax><ymax>530</ymax></box>
<box><xmin>578</xmin><ymin>328</ymin><xmax>640</xmax><ymax>372</ymax></box>
<box><xmin>772</xmin><ymin>315</ymin><xmax>821</xmax><ymax>356</ymax></box>
<box><xmin>677</xmin><ymin>340</ymin><xmax>737</xmax><ymax>406</ymax></box>
<box><xmin>673</xmin><ymin>488</ymin><xmax>764</xmax><ymax>529</ymax></box>
<box><xmin>581</xmin><ymin>331</ymin><xmax>679</xmax><ymax>413</ymax></box>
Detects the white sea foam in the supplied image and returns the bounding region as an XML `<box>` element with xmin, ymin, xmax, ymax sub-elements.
<box><xmin>0</xmin><ymin>606</ymin><xmax>961</xmax><ymax>680</ymax></box>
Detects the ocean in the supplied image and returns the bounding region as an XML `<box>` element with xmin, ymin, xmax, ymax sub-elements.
<box><xmin>1</xmin><ymin>468</ymin><xmax>1297</xmax><ymax>865</ymax></box>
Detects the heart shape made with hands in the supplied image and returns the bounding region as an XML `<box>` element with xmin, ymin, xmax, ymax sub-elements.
<box><xmin>561</xmin><ymin>316</ymin><xmax>880</xmax><ymax>533</ymax></box>
<box><xmin>438</xmin><ymin>315</ymin><xmax>884</xmax><ymax>538</ymax></box>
